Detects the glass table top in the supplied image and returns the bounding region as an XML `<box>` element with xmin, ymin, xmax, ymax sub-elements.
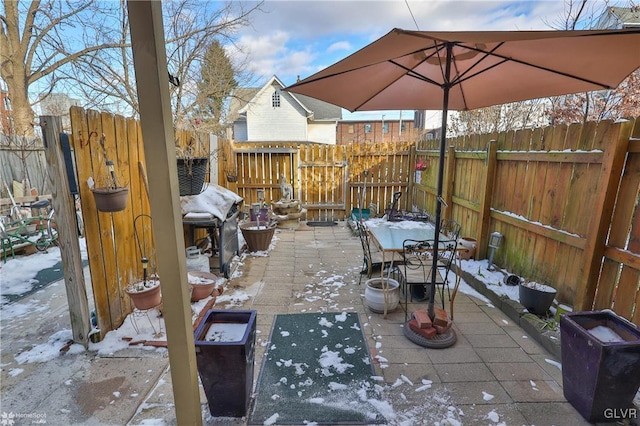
<box><xmin>366</xmin><ymin>220</ymin><xmax>440</xmax><ymax>252</ymax></box>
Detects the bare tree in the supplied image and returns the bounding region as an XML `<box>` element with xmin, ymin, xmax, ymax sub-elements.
<box><xmin>449</xmin><ymin>100</ymin><xmax>548</xmax><ymax>137</ymax></box>
<box><xmin>0</xmin><ymin>0</ymin><xmax>263</xmax><ymax>137</ymax></box>
<box><xmin>546</xmin><ymin>0</ymin><xmax>640</xmax><ymax>125</ymax></box>
<box><xmin>68</xmin><ymin>1</ymin><xmax>262</xmax><ymax>128</ymax></box>
<box><xmin>0</xmin><ymin>1</ymin><xmax>124</xmax><ymax>137</ymax></box>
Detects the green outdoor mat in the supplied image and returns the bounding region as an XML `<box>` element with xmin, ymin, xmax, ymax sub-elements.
<box><xmin>249</xmin><ymin>312</ymin><xmax>385</xmax><ymax>425</ymax></box>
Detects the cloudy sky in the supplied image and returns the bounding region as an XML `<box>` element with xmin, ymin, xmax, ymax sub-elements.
<box><xmin>223</xmin><ymin>0</ymin><xmax>616</xmax><ymax>122</ymax></box>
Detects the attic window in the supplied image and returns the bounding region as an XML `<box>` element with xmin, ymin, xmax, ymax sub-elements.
<box><xmin>272</xmin><ymin>91</ymin><xmax>281</xmax><ymax>108</ymax></box>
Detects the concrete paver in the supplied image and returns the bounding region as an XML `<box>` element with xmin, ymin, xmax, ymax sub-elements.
<box><xmin>2</xmin><ymin>221</ymin><xmax>634</xmax><ymax>425</ymax></box>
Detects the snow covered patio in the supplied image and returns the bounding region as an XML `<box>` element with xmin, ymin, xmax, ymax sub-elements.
<box><xmin>145</xmin><ymin>222</ymin><xmax>583</xmax><ymax>425</ymax></box>
<box><xmin>1</xmin><ymin>221</ymin><xmax>592</xmax><ymax>425</ymax></box>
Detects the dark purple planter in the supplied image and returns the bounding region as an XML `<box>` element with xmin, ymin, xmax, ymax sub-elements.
<box><xmin>560</xmin><ymin>310</ymin><xmax>640</xmax><ymax>423</ymax></box>
<box><xmin>194</xmin><ymin>310</ymin><xmax>257</xmax><ymax>417</ymax></box>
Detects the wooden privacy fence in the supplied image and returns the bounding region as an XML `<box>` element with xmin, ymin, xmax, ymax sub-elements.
<box><xmin>69</xmin><ymin>107</ymin><xmax>210</xmax><ymax>335</ymax></box>
<box><xmin>412</xmin><ymin>118</ymin><xmax>640</xmax><ymax>324</ymax></box>
<box><xmin>219</xmin><ymin>118</ymin><xmax>640</xmax><ymax>324</ymax></box>
<box><xmin>68</xmin><ymin>105</ymin><xmax>639</xmax><ymax>330</ymax></box>
<box><xmin>219</xmin><ymin>140</ymin><xmax>416</xmax><ymax>221</ymax></box>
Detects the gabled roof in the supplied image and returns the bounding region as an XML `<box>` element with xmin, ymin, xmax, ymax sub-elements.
<box><xmin>292</xmin><ymin>93</ymin><xmax>342</xmax><ymax>120</ymax></box>
<box><xmin>226</xmin><ymin>87</ymin><xmax>259</xmax><ymax>123</ymax></box>
<box><xmin>227</xmin><ymin>75</ymin><xmax>342</xmax><ymax>123</ymax></box>
<box><xmin>608</xmin><ymin>6</ymin><xmax>640</xmax><ymax>28</ymax></box>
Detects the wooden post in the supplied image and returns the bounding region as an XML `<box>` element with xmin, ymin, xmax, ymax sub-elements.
<box><xmin>127</xmin><ymin>2</ymin><xmax>202</xmax><ymax>425</ymax></box>
<box><xmin>407</xmin><ymin>145</ymin><xmax>417</xmax><ymax>210</ymax></box>
<box><xmin>575</xmin><ymin>120</ymin><xmax>634</xmax><ymax>311</ymax></box>
<box><xmin>443</xmin><ymin>145</ymin><xmax>456</xmax><ymax>221</ymax></box>
<box><xmin>40</xmin><ymin>116</ymin><xmax>91</xmax><ymax>348</ymax></box>
<box><xmin>477</xmin><ymin>140</ymin><xmax>498</xmax><ymax>259</ymax></box>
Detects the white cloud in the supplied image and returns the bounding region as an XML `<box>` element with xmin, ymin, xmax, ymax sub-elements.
<box><xmin>327</xmin><ymin>41</ymin><xmax>352</xmax><ymax>53</ymax></box>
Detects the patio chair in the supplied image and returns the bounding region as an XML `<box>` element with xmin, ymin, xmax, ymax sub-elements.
<box><xmin>356</xmin><ymin>221</ymin><xmax>399</xmax><ymax>285</ymax></box>
<box><xmin>432</xmin><ymin>237</ymin><xmax>460</xmax><ymax>308</ymax></box>
<box><xmin>440</xmin><ymin>218</ymin><xmax>461</xmax><ymax>240</ymax></box>
<box><xmin>398</xmin><ymin>238</ymin><xmax>445</xmax><ymax>321</ymax></box>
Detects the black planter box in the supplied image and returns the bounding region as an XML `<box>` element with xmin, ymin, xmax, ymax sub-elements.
<box><xmin>560</xmin><ymin>310</ymin><xmax>640</xmax><ymax>423</ymax></box>
<box><xmin>194</xmin><ymin>309</ymin><xmax>257</xmax><ymax>418</ymax></box>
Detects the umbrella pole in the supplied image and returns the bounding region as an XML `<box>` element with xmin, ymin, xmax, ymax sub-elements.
<box><xmin>428</xmin><ymin>43</ymin><xmax>453</xmax><ymax>320</ymax></box>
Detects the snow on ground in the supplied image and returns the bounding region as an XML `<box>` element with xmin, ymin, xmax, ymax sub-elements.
<box><xmin>0</xmin><ymin>238</ymin><xmax>88</xmax><ymax>305</ymax></box>
<box><xmin>1</xmin><ymin>223</ymin><xmax>554</xmax><ymax>425</ymax></box>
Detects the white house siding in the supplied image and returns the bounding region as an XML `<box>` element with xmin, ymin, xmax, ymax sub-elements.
<box><xmin>245</xmin><ymin>88</ymin><xmax>307</xmax><ymax>141</ymax></box>
<box><xmin>308</xmin><ymin>122</ymin><xmax>337</xmax><ymax>145</ymax></box>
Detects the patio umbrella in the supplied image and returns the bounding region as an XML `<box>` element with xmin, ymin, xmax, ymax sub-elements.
<box><xmin>285</xmin><ymin>28</ymin><xmax>640</xmax><ymax>320</ymax></box>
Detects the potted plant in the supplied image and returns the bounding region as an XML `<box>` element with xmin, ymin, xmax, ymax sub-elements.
<box><xmin>176</xmin><ymin>135</ymin><xmax>211</xmax><ymax>196</ymax></box>
<box><xmin>188</xmin><ymin>271</ymin><xmax>224</xmax><ymax>302</ymax></box>
<box><xmin>519</xmin><ymin>281</ymin><xmax>557</xmax><ymax>316</ymax></box>
<box><xmin>126</xmin><ymin>276</ymin><xmax>161</xmax><ymax>310</ymax></box>
<box><xmin>89</xmin><ymin>135</ymin><xmax>129</xmax><ymax>212</ymax></box>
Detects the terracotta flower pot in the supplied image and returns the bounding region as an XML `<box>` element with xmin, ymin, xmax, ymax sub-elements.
<box><xmin>126</xmin><ymin>282</ymin><xmax>161</xmax><ymax>310</ymax></box>
<box><xmin>188</xmin><ymin>271</ymin><xmax>222</xmax><ymax>302</ymax></box>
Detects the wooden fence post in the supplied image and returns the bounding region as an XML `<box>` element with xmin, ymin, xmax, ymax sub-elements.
<box><xmin>407</xmin><ymin>145</ymin><xmax>417</xmax><ymax>210</ymax></box>
<box><xmin>443</xmin><ymin>145</ymin><xmax>456</xmax><ymax>221</ymax></box>
<box><xmin>477</xmin><ymin>139</ymin><xmax>498</xmax><ymax>259</ymax></box>
<box><xmin>575</xmin><ymin>120</ymin><xmax>635</xmax><ymax>311</ymax></box>
<box><xmin>40</xmin><ymin>115</ymin><xmax>91</xmax><ymax>348</ymax></box>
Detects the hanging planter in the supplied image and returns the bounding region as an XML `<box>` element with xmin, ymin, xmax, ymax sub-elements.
<box><xmin>91</xmin><ymin>186</ymin><xmax>129</xmax><ymax>212</ymax></box>
<box><xmin>177</xmin><ymin>157</ymin><xmax>209</xmax><ymax>196</ymax></box>
<box><xmin>89</xmin><ymin>145</ymin><xmax>129</xmax><ymax>212</ymax></box>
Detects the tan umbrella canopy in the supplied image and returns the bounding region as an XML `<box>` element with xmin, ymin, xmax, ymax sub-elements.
<box><xmin>286</xmin><ymin>28</ymin><xmax>640</xmax><ymax>320</ymax></box>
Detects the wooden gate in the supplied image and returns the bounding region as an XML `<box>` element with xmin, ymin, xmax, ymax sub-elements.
<box><xmin>299</xmin><ymin>144</ymin><xmax>348</xmax><ymax>221</ymax></box>
<box><xmin>232</xmin><ymin>146</ymin><xmax>298</xmax><ymax>208</ymax></box>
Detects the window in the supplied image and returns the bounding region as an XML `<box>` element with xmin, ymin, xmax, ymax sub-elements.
<box><xmin>401</xmin><ymin>122</ymin><xmax>407</xmax><ymax>131</ymax></box>
<box><xmin>348</xmin><ymin>124</ymin><xmax>354</xmax><ymax>134</ymax></box>
<box><xmin>382</xmin><ymin>123</ymin><xmax>389</xmax><ymax>133</ymax></box>
<box><xmin>272</xmin><ymin>91</ymin><xmax>281</xmax><ymax>108</ymax></box>
<box><xmin>365</xmin><ymin>124</ymin><xmax>372</xmax><ymax>133</ymax></box>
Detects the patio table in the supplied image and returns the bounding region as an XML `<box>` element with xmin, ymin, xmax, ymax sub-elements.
<box><xmin>365</xmin><ymin>219</ymin><xmax>442</xmax><ymax>317</ymax></box>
